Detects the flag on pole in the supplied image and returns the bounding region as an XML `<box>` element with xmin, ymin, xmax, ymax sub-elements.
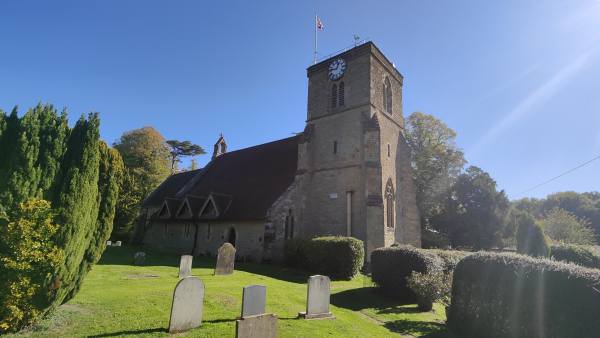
<box><xmin>316</xmin><ymin>16</ymin><xmax>324</xmax><ymax>31</ymax></box>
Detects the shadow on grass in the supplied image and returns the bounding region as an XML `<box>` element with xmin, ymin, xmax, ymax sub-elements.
<box><xmin>331</xmin><ymin>287</ymin><xmax>456</xmax><ymax>337</ymax></box>
<box><xmin>235</xmin><ymin>261</ymin><xmax>311</xmax><ymax>284</ymax></box>
<box><xmin>384</xmin><ymin>320</ymin><xmax>455</xmax><ymax>338</ymax></box>
<box><xmin>87</xmin><ymin>327</ymin><xmax>165</xmax><ymax>337</ymax></box>
<box><xmin>98</xmin><ymin>247</ymin><xmax>310</xmax><ymax>284</ymax></box>
<box><xmin>331</xmin><ymin>287</ymin><xmax>412</xmax><ymax>311</ymax></box>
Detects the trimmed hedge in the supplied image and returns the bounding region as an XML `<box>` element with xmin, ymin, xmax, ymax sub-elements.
<box><xmin>371</xmin><ymin>245</ymin><xmax>443</xmax><ymax>300</ymax></box>
<box><xmin>447</xmin><ymin>252</ymin><xmax>600</xmax><ymax>338</ymax></box>
<box><xmin>551</xmin><ymin>244</ymin><xmax>600</xmax><ymax>269</ymax></box>
<box><xmin>423</xmin><ymin>249</ymin><xmax>471</xmax><ymax>273</ymax></box>
<box><xmin>284</xmin><ymin>236</ymin><xmax>364</xmax><ymax>280</ymax></box>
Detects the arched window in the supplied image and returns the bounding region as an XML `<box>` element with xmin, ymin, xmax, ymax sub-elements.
<box><xmin>338</xmin><ymin>82</ymin><xmax>345</xmax><ymax>106</ymax></box>
<box><xmin>383</xmin><ymin>77</ymin><xmax>392</xmax><ymax>114</ymax></box>
<box><xmin>331</xmin><ymin>84</ymin><xmax>338</xmax><ymax>108</ymax></box>
<box><xmin>385</xmin><ymin>179</ymin><xmax>395</xmax><ymax>228</ymax></box>
<box><xmin>284</xmin><ymin>209</ymin><xmax>294</xmax><ymax>239</ymax></box>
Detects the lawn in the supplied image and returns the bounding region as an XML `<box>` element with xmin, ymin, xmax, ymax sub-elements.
<box><xmin>8</xmin><ymin>247</ymin><xmax>456</xmax><ymax>338</ymax></box>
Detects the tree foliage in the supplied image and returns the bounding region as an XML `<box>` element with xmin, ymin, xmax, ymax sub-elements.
<box><xmin>515</xmin><ymin>211</ymin><xmax>550</xmax><ymax>257</ymax></box>
<box><xmin>512</xmin><ymin>191</ymin><xmax>600</xmax><ymax>243</ymax></box>
<box><xmin>0</xmin><ymin>105</ymin><xmax>123</xmax><ymax>332</ymax></box>
<box><xmin>431</xmin><ymin>166</ymin><xmax>509</xmax><ymax>249</ymax></box>
<box><xmin>540</xmin><ymin>207</ymin><xmax>596</xmax><ymax>245</ymax></box>
<box><xmin>112</xmin><ymin>127</ymin><xmax>171</xmax><ymax>238</ymax></box>
<box><xmin>166</xmin><ymin>139</ymin><xmax>205</xmax><ymax>172</ymax></box>
<box><xmin>0</xmin><ymin>199</ymin><xmax>63</xmax><ymax>333</ymax></box>
<box><xmin>405</xmin><ymin>112</ymin><xmax>466</xmax><ymax>226</ymax></box>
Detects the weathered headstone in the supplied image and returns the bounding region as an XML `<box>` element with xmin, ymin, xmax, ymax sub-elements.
<box><xmin>241</xmin><ymin>285</ymin><xmax>266</xmax><ymax>318</ymax></box>
<box><xmin>133</xmin><ymin>251</ymin><xmax>146</xmax><ymax>265</ymax></box>
<box><xmin>179</xmin><ymin>255</ymin><xmax>193</xmax><ymax>278</ymax></box>
<box><xmin>298</xmin><ymin>275</ymin><xmax>334</xmax><ymax>319</ymax></box>
<box><xmin>168</xmin><ymin>277</ymin><xmax>205</xmax><ymax>333</ymax></box>
<box><xmin>236</xmin><ymin>313</ymin><xmax>278</xmax><ymax>338</ymax></box>
<box><xmin>106</xmin><ymin>240</ymin><xmax>112</xmax><ymax>246</ymax></box>
<box><xmin>114</xmin><ymin>240</ymin><xmax>122</xmax><ymax>247</ymax></box>
<box><xmin>214</xmin><ymin>243</ymin><xmax>236</xmax><ymax>275</ymax></box>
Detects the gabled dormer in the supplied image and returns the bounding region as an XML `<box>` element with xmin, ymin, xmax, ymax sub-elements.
<box><xmin>176</xmin><ymin>195</ymin><xmax>207</xmax><ymax>220</ymax></box>
<box><xmin>158</xmin><ymin>198</ymin><xmax>182</xmax><ymax>219</ymax></box>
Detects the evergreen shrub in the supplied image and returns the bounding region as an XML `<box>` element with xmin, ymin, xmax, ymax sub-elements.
<box><xmin>447</xmin><ymin>252</ymin><xmax>600</xmax><ymax>338</ymax></box>
<box><xmin>284</xmin><ymin>236</ymin><xmax>364</xmax><ymax>280</ymax></box>
<box><xmin>516</xmin><ymin>213</ymin><xmax>550</xmax><ymax>257</ymax></box>
<box><xmin>550</xmin><ymin>244</ymin><xmax>600</xmax><ymax>269</ymax></box>
<box><xmin>371</xmin><ymin>245</ymin><xmax>443</xmax><ymax>300</ymax></box>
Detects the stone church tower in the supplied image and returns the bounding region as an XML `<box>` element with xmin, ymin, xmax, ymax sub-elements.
<box><xmin>287</xmin><ymin>42</ymin><xmax>421</xmax><ymax>260</ymax></box>
<box><xmin>140</xmin><ymin>41</ymin><xmax>420</xmax><ymax>263</ymax></box>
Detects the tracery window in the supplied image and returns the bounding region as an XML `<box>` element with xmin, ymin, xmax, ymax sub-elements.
<box><xmin>385</xmin><ymin>179</ymin><xmax>395</xmax><ymax>228</ymax></box>
<box><xmin>383</xmin><ymin>77</ymin><xmax>392</xmax><ymax>114</ymax></box>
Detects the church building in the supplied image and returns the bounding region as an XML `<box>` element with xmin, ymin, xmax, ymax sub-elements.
<box><xmin>138</xmin><ymin>42</ymin><xmax>421</xmax><ymax>262</ymax></box>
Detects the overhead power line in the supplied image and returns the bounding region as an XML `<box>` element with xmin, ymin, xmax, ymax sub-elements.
<box><xmin>518</xmin><ymin>153</ymin><xmax>600</xmax><ymax>196</ymax></box>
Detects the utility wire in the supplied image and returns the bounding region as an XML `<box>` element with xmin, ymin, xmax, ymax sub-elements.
<box><xmin>518</xmin><ymin>153</ymin><xmax>600</xmax><ymax>196</ymax></box>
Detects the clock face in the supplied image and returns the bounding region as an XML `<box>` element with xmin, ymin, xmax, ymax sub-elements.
<box><xmin>328</xmin><ymin>58</ymin><xmax>347</xmax><ymax>81</ymax></box>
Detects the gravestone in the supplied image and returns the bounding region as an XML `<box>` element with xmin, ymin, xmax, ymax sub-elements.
<box><xmin>214</xmin><ymin>243</ymin><xmax>236</xmax><ymax>275</ymax></box>
<box><xmin>241</xmin><ymin>285</ymin><xmax>266</xmax><ymax>318</ymax></box>
<box><xmin>236</xmin><ymin>313</ymin><xmax>278</xmax><ymax>338</ymax></box>
<box><xmin>106</xmin><ymin>240</ymin><xmax>112</xmax><ymax>246</ymax></box>
<box><xmin>133</xmin><ymin>251</ymin><xmax>146</xmax><ymax>265</ymax></box>
<box><xmin>114</xmin><ymin>241</ymin><xmax>122</xmax><ymax>247</ymax></box>
<box><xmin>168</xmin><ymin>277</ymin><xmax>205</xmax><ymax>333</ymax></box>
<box><xmin>298</xmin><ymin>275</ymin><xmax>334</xmax><ymax>319</ymax></box>
<box><xmin>179</xmin><ymin>255</ymin><xmax>193</xmax><ymax>278</ymax></box>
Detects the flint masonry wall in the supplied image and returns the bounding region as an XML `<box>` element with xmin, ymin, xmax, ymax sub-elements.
<box><xmin>143</xmin><ymin>220</ymin><xmax>265</xmax><ymax>261</ymax></box>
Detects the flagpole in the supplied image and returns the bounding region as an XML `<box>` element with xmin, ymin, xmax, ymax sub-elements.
<box><xmin>313</xmin><ymin>13</ymin><xmax>317</xmax><ymax>64</ymax></box>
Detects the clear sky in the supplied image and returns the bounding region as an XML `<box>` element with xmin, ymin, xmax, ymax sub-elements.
<box><xmin>1</xmin><ymin>0</ymin><xmax>599</xmax><ymax>200</ymax></box>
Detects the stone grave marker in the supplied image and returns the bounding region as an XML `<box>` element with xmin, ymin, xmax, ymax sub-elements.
<box><xmin>168</xmin><ymin>277</ymin><xmax>205</xmax><ymax>333</ymax></box>
<box><xmin>114</xmin><ymin>241</ymin><xmax>122</xmax><ymax>247</ymax></box>
<box><xmin>298</xmin><ymin>275</ymin><xmax>334</xmax><ymax>319</ymax></box>
<box><xmin>236</xmin><ymin>313</ymin><xmax>277</xmax><ymax>338</ymax></box>
<box><xmin>106</xmin><ymin>240</ymin><xmax>112</xmax><ymax>246</ymax></box>
<box><xmin>241</xmin><ymin>285</ymin><xmax>266</xmax><ymax>318</ymax></box>
<box><xmin>179</xmin><ymin>255</ymin><xmax>193</xmax><ymax>278</ymax></box>
<box><xmin>214</xmin><ymin>243</ymin><xmax>236</xmax><ymax>275</ymax></box>
<box><xmin>133</xmin><ymin>251</ymin><xmax>146</xmax><ymax>265</ymax></box>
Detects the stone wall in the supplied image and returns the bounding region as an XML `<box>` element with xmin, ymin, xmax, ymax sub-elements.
<box><xmin>143</xmin><ymin>220</ymin><xmax>266</xmax><ymax>262</ymax></box>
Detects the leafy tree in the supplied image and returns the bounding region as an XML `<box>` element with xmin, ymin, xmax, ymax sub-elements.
<box><xmin>516</xmin><ymin>211</ymin><xmax>549</xmax><ymax>257</ymax></box>
<box><xmin>540</xmin><ymin>207</ymin><xmax>596</xmax><ymax>245</ymax></box>
<box><xmin>405</xmin><ymin>112</ymin><xmax>466</xmax><ymax>228</ymax></box>
<box><xmin>431</xmin><ymin>166</ymin><xmax>509</xmax><ymax>249</ymax></box>
<box><xmin>512</xmin><ymin>191</ymin><xmax>600</xmax><ymax>243</ymax></box>
<box><xmin>166</xmin><ymin>139</ymin><xmax>205</xmax><ymax>173</ymax></box>
<box><xmin>0</xmin><ymin>199</ymin><xmax>63</xmax><ymax>333</ymax></box>
<box><xmin>112</xmin><ymin>127</ymin><xmax>170</xmax><ymax>239</ymax></box>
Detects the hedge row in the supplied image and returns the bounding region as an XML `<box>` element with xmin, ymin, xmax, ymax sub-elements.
<box><xmin>284</xmin><ymin>236</ymin><xmax>364</xmax><ymax>280</ymax></box>
<box><xmin>422</xmin><ymin>249</ymin><xmax>471</xmax><ymax>273</ymax></box>
<box><xmin>371</xmin><ymin>245</ymin><xmax>443</xmax><ymax>301</ymax></box>
<box><xmin>550</xmin><ymin>244</ymin><xmax>600</xmax><ymax>269</ymax></box>
<box><xmin>447</xmin><ymin>252</ymin><xmax>600</xmax><ymax>338</ymax></box>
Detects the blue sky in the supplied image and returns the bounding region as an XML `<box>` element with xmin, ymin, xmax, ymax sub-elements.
<box><xmin>1</xmin><ymin>0</ymin><xmax>599</xmax><ymax>199</ymax></box>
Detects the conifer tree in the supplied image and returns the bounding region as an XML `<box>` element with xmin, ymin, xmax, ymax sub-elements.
<box><xmin>49</xmin><ymin>113</ymin><xmax>101</xmax><ymax>306</ymax></box>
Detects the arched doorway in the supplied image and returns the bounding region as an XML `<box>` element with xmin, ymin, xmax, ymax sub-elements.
<box><xmin>227</xmin><ymin>227</ymin><xmax>236</xmax><ymax>247</ymax></box>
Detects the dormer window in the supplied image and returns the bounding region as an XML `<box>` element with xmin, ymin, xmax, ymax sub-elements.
<box><xmin>383</xmin><ymin>77</ymin><xmax>392</xmax><ymax>114</ymax></box>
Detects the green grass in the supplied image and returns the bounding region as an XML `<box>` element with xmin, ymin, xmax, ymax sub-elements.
<box><xmin>9</xmin><ymin>247</ymin><xmax>456</xmax><ymax>337</ymax></box>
